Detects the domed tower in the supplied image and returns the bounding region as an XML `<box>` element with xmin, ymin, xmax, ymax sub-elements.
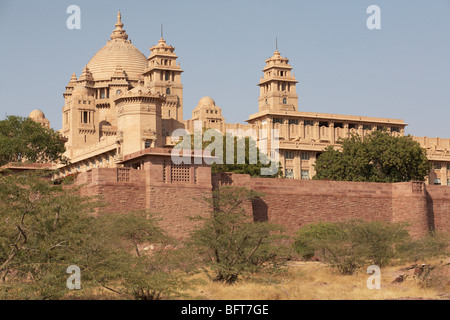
<box><xmin>142</xmin><ymin>36</ymin><xmax>184</xmax><ymax>122</ymax></box>
<box><xmin>29</xmin><ymin>109</ymin><xmax>50</xmax><ymax>129</ymax></box>
<box><xmin>61</xmin><ymin>12</ymin><xmax>149</xmax><ymax>152</ymax></box>
<box><xmin>191</xmin><ymin>96</ymin><xmax>224</xmax><ymax>124</ymax></box>
<box><xmin>258</xmin><ymin>49</ymin><xmax>298</xmax><ymax>112</ymax></box>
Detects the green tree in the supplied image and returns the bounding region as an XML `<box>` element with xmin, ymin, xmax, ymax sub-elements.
<box><xmin>0</xmin><ymin>172</ymin><xmax>192</xmax><ymax>300</ymax></box>
<box><xmin>83</xmin><ymin>212</ymin><xmax>193</xmax><ymax>300</ymax></box>
<box><xmin>0</xmin><ymin>115</ymin><xmax>68</xmax><ymax>166</ymax></box>
<box><xmin>178</xmin><ymin>130</ymin><xmax>282</xmax><ymax>178</ymax></box>
<box><xmin>313</xmin><ymin>131</ymin><xmax>430</xmax><ymax>183</ymax></box>
<box><xmin>0</xmin><ymin>171</ymin><xmax>97</xmax><ymax>299</ymax></box>
<box><xmin>189</xmin><ymin>187</ymin><xmax>288</xmax><ymax>284</ymax></box>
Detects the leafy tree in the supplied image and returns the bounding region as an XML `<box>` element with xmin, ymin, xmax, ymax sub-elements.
<box><xmin>313</xmin><ymin>131</ymin><xmax>430</xmax><ymax>183</ymax></box>
<box><xmin>0</xmin><ymin>116</ymin><xmax>68</xmax><ymax>166</ymax></box>
<box><xmin>0</xmin><ymin>172</ymin><xmax>192</xmax><ymax>300</ymax></box>
<box><xmin>189</xmin><ymin>186</ymin><xmax>288</xmax><ymax>284</ymax></box>
<box><xmin>83</xmin><ymin>212</ymin><xmax>194</xmax><ymax>300</ymax></box>
<box><xmin>178</xmin><ymin>130</ymin><xmax>282</xmax><ymax>178</ymax></box>
<box><xmin>0</xmin><ymin>171</ymin><xmax>97</xmax><ymax>299</ymax></box>
<box><xmin>210</xmin><ymin>134</ymin><xmax>282</xmax><ymax>178</ymax></box>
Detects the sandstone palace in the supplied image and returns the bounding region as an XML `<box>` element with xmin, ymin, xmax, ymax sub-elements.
<box><xmin>24</xmin><ymin>13</ymin><xmax>449</xmax><ymax>239</ymax></box>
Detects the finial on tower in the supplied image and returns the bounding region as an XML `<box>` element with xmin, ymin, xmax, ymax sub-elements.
<box><xmin>111</xmin><ymin>11</ymin><xmax>128</xmax><ymax>41</ymax></box>
<box><xmin>115</xmin><ymin>11</ymin><xmax>124</xmax><ymax>29</ymax></box>
<box><xmin>161</xmin><ymin>23</ymin><xmax>164</xmax><ymax>39</ymax></box>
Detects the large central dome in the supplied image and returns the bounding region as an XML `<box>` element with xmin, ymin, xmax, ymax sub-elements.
<box><xmin>86</xmin><ymin>12</ymin><xmax>147</xmax><ymax>81</ymax></box>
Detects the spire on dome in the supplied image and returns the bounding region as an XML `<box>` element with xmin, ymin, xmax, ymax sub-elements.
<box><xmin>110</xmin><ymin>11</ymin><xmax>129</xmax><ymax>41</ymax></box>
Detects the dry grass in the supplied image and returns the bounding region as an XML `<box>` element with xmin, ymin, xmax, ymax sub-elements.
<box><xmin>186</xmin><ymin>260</ymin><xmax>450</xmax><ymax>300</ymax></box>
<box><xmin>59</xmin><ymin>259</ymin><xmax>449</xmax><ymax>300</ymax></box>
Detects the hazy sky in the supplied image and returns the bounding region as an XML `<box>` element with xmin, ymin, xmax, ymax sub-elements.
<box><xmin>0</xmin><ymin>0</ymin><xmax>449</xmax><ymax>138</ymax></box>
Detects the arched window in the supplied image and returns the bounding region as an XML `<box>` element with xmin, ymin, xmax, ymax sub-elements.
<box><xmin>166</xmin><ymin>88</ymin><xmax>171</xmax><ymax>94</ymax></box>
<box><xmin>283</xmin><ymin>98</ymin><xmax>287</xmax><ymax>105</ymax></box>
<box><xmin>165</xmin><ymin>71</ymin><xmax>170</xmax><ymax>81</ymax></box>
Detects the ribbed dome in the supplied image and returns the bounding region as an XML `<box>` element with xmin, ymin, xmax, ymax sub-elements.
<box><xmin>87</xmin><ymin>40</ymin><xmax>147</xmax><ymax>81</ymax></box>
<box><xmin>86</xmin><ymin>12</ymin><xmax>147</xmax><ymax>81</ymax></box>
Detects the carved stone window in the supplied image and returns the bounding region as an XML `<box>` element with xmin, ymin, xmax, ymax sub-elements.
<box><xmin>117</xmin><ymin>168</ymin><xmax>130</xmax><ymax>182</ymax></box>
<box><xmin>412</xmin><ymin>182</ymin><xmax>423</xmax><ymax>193</ymax></box>
<box><xmin>171</xmin><ymin>163</ymin><xmax>190</xmax><ymax>183</ymax></box>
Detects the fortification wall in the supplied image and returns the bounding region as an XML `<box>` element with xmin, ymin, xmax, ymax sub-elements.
<box><xmin>76</xmin><ymin>166</ymin><xmax>212</xmax><ymax>240</ymax></box>
<box><xmin>426</xmin><ymin>185</ymin><xmax>450</xmax><ymax>235</ymax></box>
<box><xmin>212</xmin><ymin>173</ymin><xmax>394</xmax><ymax>235</ymax></box>
<box><xmin>75</xmin><ymin>168</ymin><xmax>450</xmax><ymax>240</ymax></box>
<box><xmin>147</xmin><ymin>183</ymin><xmax>212</xmax><ymax>240</ymax></box>
<box><xmin>76</xmin><ymin>168</ymin><xmax>147</xmax><ymax>214</ymax></box>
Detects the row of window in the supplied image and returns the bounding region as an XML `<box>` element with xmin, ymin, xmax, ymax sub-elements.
<box><xmin>59</xmin><ymin>155</ymin><xmax>114</xmax><ymax>177</ymax></box>
<box><xmin>433</xmin><ymin>178</ymin><xmax>450</xmax><ymax>186</ymax></box>
<box><xmin>284</xmin><ymin>152</ymin><xmax>311</xmax><ymax>160</ymax></box>
<box><xmin>265</xmin><ymin>98</ymin><xmax>289</xmax><ymax>106</ymax></box>
<box><xmin>433</xmin><ymin>162</ymin><xmax>450</xmax><ymax>170</ymax></box>
<box><xmin>285</xmin><ymin>169</ymin><xmax>310</xmax><ymax>180</ymax></box>
<box><xmin>271</xmin><ymin>118</ymin><xmax>400</xmax><ymax>132</ymax></box>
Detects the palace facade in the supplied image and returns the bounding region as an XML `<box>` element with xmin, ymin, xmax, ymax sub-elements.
<box><xmin>29</xmin><ymin>12</ymin><xmax>450</xmax><ymax>185</ymax></box>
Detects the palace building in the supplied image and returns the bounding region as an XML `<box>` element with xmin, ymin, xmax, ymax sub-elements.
<box><xmin>29</xmin><ymin>12</ymin><xmax>450</xmax><ymax>186</ymax></box>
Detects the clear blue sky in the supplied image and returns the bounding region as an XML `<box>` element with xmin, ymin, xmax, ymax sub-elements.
<box><xmin>0</xmin><ymin>0</ymin><xmax>449</xmax><ymax>138</ymax></box>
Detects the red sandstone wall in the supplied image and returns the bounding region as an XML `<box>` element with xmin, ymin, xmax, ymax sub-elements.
<box><xmin>76</xmin><ymin>165</ymin><xmax>213</xmax><ymax>240</ymax></box>
<box><xmin>147</xmin><ymin>183</ymin><xmax>212</xmax><ymax>240</ymax></box>
<box><xmin>74</xmin><ymin>168</ymin><xmax>450</xmax><ymax>241</ymax></box>
<box><xmin>391</xmin><ymin>182</ymin><xmax>430</xmax><ymax>238</ymax></box>
<box><xmin>77</xmin><ymin>168</ymin><xmax>147</xmax><ymax>214</ymax></box>
<box><xmin>213</xmin><ymin>174</ymin><xmax>394</xmax><ymax>236</ymax></box>
<box><xmin>426</xmin><ymin>185</ymin><xmax>450</xmax><ymax>235</ymax></box>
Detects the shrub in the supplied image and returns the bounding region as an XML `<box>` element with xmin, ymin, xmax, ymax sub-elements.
<box><xmin>397</xmin><ymin>232</ymin><xmax>449</xmax><ymax>263</ymax></box>
<box><xmin>351</xmin><ymin>221</ymin><xmax>410</xmax><ymax>267</ymax></box>
<box><xmin>294</xmin><ymin>220</ymin><xmax>412</xmax><ymax>274</ymax></box>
